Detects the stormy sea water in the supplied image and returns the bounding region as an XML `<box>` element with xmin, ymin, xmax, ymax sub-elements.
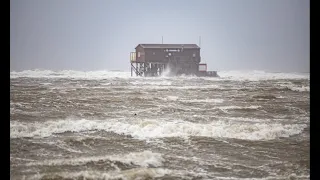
<box><xmin>10</xmin><ymin>70</ymin><xmax>309</xmax><ymax>180</ymax></box>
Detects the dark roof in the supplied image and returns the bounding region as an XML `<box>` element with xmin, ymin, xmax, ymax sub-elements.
<box><xmin>136</xmin><ymin>44</ymin><xmax>200</xmax><ymax>49</ymax></box>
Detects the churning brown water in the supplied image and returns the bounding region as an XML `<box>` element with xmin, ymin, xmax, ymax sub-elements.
<box><xmin>10</xmin><ymin>70</ymin><xmax>309</xmax><ymax>180</ymax></box>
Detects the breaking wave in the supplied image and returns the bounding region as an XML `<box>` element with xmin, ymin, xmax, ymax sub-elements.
<box><xmin>10</xmin><ymin>118</ymin><xmax>307</xmax><ymax>141</ymax></box>
<box><xmin>30</xmin><ymin>168</ymin><xmax>171</xmax><ymax>180</ymax></box>
<box><xmin>278</xmin><ymin>84</ymin><xmax>310</xmax><ymax>92</ymax></box>
<box><xmin>217</xmin><ymin>70</ymin><xmax>309</xmax><ymax>81</ymax></box>
<box><xmin>10</xmin><ymin>69</ymin><xmax>309</xmax><ymax>81</ymax></box>
<box><xmin>10</xmin><ymin>69</ymin><xmax>131</xmax><ymax>79</ymax></box>
<box><xmin>217</xmin><ymin>105</ymin><xmax>261</xmax><ymax>110</ymax></box>
<box><xmin>26</xmin><ymin>150</ymin><xmax>164</xmax><ymax>168</ymax></box>
<box><xmin>181</xmin><ymin>98</ymin><xmax>224</xmax><ymax>103</ymax></box>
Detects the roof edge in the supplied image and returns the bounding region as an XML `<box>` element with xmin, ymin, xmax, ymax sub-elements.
<box><xmin>136</xmin><ymin>44</ymin><xmax>200</xmax><ymax>49</ymax></box>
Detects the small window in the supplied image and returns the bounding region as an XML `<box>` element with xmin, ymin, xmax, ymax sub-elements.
<box><xmin>193</xmin><ymin>53</ymin><xmax>196</xmax><ymax>57</ymax></box>
<box><xmin>153</xmin><ymin>52</ymin><xmax>155</xmax><ymax>55</ymax></box>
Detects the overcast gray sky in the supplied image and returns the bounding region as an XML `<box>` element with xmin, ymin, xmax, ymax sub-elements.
<box><xmin>10</xmin><ymin>0</ymin><xmax>309</xmax><ymax>72</ymax></box>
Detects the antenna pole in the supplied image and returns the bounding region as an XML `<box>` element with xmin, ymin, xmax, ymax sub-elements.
<box><xmin>162</xmin><ymin>36</ymin><xmax>163</xmax><ymax>44</ymax></box>
<box><xmin>199</xmin><ymin>36</ymin><xmax>201</xmax><ymax>48</ymax></box>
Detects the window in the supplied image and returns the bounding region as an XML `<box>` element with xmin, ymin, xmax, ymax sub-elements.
<box><xmin>168</xmin><ymin>49</ymin><xmax>178</xmax><ymax>52</ymax></box>
<box><xmin>199</xmin><ymin>64</ymin><xmax>207</xmax><ymax>71</ymax></box>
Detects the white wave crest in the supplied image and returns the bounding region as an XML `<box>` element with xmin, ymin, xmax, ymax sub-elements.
<box><xmin>159</xmin><ymin>96</ymin><xmax>179</xmax><ymax>101</ymax></box>
<box><xmin>290</xmin><ymin>86</ymin><xmax>309</xmax><ymax>92</ymax></box>
<box><xmin>29</xmin><ymin>168</ymin><xmax>171</xmax><ymax>180</ymax></box>
<box><xmin>218</xmin><ymin>105</ymin><xmax>261</xmax><ymax>111</ymax></box>
<box><xmin>10</xmin><ymin>69</ymin><xmax>131</xmax><ymax>79</ymax></box>
<box><xmin>217</xmin><ymin>70</ymin><xmax>309</xmax><ymax>81</ymax></box>
<box><xmin>10</xmin><ymin>119</ymin><xmax>307</xmax><ymax>141</ymax></box>
<box><xmin>10</xmin><ymin>69</ymin><xmax>309</xmax><ymax>81</ymax></box>
<box><xmin>26</xmin><ymin>150</ymin><xmax>164</xmax><ymax>168</ymax></box>
<box><xmin>279</xmin><ymin>84</ymin><xmax>310</xmax><ymax>92</ymax></box>
<box><xmin>181</xmin><ymin>98</ymin><xmax>224</xmax><ymax>103</ymax></box>
<box><xmin>130</xmin><ymin>80</ymin><xmax>172</xmax><ymax>86</ymax></box>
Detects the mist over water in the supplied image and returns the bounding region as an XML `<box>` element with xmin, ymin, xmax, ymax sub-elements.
<box><xmin>10</xmin><ymin>70</ymin><xmax>309</xmax><ymax>180</ymax></box>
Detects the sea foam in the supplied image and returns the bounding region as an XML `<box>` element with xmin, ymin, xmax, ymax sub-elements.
<box><xmin>10</xmin><ymin>69</ymin><xmax>309</xmax><ymax>81</ymax></box>
<box><xmin>10</xmin><ymin>118</ymin><xmax>307</xmax><ymax>141</ymax></box>
<box><xmin>26</xmin><ymin>150</ymin><xmax>164</xmax><ymax>168</ymax></box>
